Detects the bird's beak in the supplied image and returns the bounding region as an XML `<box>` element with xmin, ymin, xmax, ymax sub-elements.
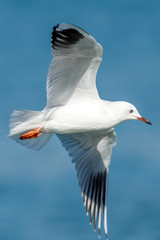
<box><xmin>136</xmin><ymin>116</ymin><xmax>152</xmax><ymax>125</ymax></box>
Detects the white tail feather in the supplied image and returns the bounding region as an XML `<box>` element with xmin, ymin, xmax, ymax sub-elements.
<box><xmin>8</xmin><ymin>109</ymin><xmax>53</xmax><ymax>150</ymax></box>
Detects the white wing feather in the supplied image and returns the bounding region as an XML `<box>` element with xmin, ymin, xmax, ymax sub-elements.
<box><xmin>57</xmin><ymin>129</ymin><xmax>117</xmax><ymax>238</ymax></box>
<box><xmin>46</xmin><ymin>24</ymin><xmax>103</xmax><ymax>107</ymax></box>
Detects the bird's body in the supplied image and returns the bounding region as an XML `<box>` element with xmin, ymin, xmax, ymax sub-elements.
<box><xmin>8</xmin><ymin>23</ymin><xmax>151</xmax><ymax>239</ymax></box>
<box><xmin>42</xmin><ymin>101</ymin><xmax>120</xmax><ymax>133</ymax></box>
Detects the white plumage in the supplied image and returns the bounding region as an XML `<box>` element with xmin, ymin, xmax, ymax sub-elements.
<box><xmin>8</xmin><ymin>23</ymin><xmax>151</xmax><ymax>239</ymax></box>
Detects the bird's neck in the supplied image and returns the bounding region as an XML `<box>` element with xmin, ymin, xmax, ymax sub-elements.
<box><xmin>103</xmin><ymin>100</ymin><xmax>128</xmax><ymax>127</ymax></box>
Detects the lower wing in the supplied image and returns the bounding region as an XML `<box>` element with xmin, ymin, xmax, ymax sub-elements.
<box><xmin>57</xmin><ymin>129</ymin><xmax>117</xmax><ymax>238</ymax></box>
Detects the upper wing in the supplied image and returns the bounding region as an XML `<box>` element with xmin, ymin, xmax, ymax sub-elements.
<box><xmin>46</xmin><ymin>23</ymin><xmax>103</xmax><ymax>108</ymax></box>
<box><xmin>57</xmin><ymin>129</ymin><xmax>117</xmax><ymax>238</ymax></box>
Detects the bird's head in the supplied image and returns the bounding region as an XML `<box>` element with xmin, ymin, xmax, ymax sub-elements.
<box><xmin>113</xmin><ymin>101</ymin><xmax>152</xmax><ymax>125</ymax></box>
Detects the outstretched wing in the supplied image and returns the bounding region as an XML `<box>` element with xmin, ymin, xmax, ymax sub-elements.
<box><xmin>57</xmin><ymin>129</ymin><xmax>117</xmax><ymax>239</ymax></box>
<box><xmin>46</xmin><ymin>23</ymin><xmax>103</xmax><ymax>108</ymax></box>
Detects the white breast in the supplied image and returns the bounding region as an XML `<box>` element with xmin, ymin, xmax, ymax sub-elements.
<box><xmin>43</xmin><ymin>100</ymin><xmax>114</xmax><ymax>134</ymax></box>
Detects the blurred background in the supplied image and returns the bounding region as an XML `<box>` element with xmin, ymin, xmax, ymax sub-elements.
<box><xmin>0</xmin><ymin>0</ymin><xmax>160</xmax><ymax>239</ymax></box>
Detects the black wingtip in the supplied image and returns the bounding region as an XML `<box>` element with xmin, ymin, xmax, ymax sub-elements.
<box><xmin>98</xmin><ymin>228</ymin><xmax>101</xmax><ymax>238</ymax></box>
<box><xmin>51</xmin><ymin>24</ymin><xmax>84</xmax><ymax>49</ymax></box>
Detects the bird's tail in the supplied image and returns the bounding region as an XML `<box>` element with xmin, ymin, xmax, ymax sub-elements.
<box><xmin>8</xmin><ymin>109</ymin><xmax>53</xmax><ymax>150</ymax></box>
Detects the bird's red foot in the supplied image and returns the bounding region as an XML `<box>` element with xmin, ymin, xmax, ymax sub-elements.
<box><xmin>20</xmin><ymin>127</ymin><xmax>42</xmax><ymax>140</ymax></box>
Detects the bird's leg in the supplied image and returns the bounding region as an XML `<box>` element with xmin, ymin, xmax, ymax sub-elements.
<box><xmin>20</xmin><ymin>127</ymin><xmax>42</xmax><ymax>140</ymax></box>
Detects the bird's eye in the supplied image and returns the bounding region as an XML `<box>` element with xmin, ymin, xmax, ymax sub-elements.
<box><xmin>129</xmin><ymin>109</ymin><xmax>133</xmax><ymax>113</ymax></box>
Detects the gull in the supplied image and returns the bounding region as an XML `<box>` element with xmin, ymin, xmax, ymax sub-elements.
<box><xmin>8</xmin><ymin>23</ymin><xmax>151</xmax><ymax>239</ymax></box>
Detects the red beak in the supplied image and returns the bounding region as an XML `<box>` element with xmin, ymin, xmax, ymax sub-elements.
<box><xmin>136</xmin><ymin>116</ymin><xmax>152</xmax><ymax>125</ymax></box>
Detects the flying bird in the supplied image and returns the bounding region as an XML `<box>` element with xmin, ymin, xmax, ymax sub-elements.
<box><xmin>9</xmin><ymin>23</ymin><xmax>151</xmax><ymax>239</ymax></box>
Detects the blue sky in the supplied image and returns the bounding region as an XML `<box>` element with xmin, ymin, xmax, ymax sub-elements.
<box><xmin>0</xmin><ymin>1</ymin><xmax>160</xmax><ymax>240</ymax></box>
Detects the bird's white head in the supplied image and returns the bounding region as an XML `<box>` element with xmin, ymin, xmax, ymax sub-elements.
<box><xmin>112</xmin><ymin>101</ymin><xmax>152</xmax><ymax>126</ymax></box>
